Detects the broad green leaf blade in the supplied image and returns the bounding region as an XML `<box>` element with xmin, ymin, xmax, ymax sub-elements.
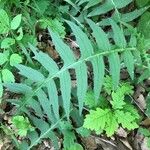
<box><xmin>138</xmin><ymin>12</ymin><xmax>150</xmax><ymax>39</ymax></box>
<box><xmin>20</xmin><ymin>141</ymin><xmax>29</xmax><ymax>150</ymax></box>
<box><xmin>66</xmin><ymin>20</ymin><xmax>94</xmax><ymax>59</ymax></box>
<box><xmin>98</xmin><ymin>6</ymin><xmax>149</xmax><ymax>26</ymax></box>
<box><xmin>87</xmin><ymin>19</ymin><xmax>111</xmax><ymax>51</ymax></box>
<box><xmin>123</xmin><ymin>51</ymin><xmax>134</xmax><ymax>79</ymax></box>
<box><xmin>28</xmin><ymin>131</ymin><xmax>39</xmax><ymax>145</ymax></box>
<box><xmin>47</xmin><ymin>80</ymin><xmax>59</xmax><ymax>120</ymax></box>
<box><xmin>59</xmin><ymin>71</ymin><xmax>71</xmax><ymax>118</ymax></box>
<box><xmin>0</xmin><ymin>53</ymin><xmax>8</xmax><ymax>65</ymax></box>
<box><xmin>27</xmin><ymin>98</ymin><xmax>43</xmax><ymax>117</ymax></box>
<box><xmin>0</xmin><ymin>9</ymin><xmax>10</xmax><ymax>34</ymax></box>
<box><xmin>84</xmin><ymin>0</ymin><xmax>102</xmax><ymax>10</ymax></box>
<box><xmin>110</xmin><ymin>19</ymin><xmax>126</xmax><ymax>48</ymax></box>
<box><xmin>64</xmin><ymin>0</ymin><xmax>80</xmax><ymax>12</ymax></box>
<box><xmin>91</xmin><ymin>56</ymin><xmax>105</xmax><ymax>100</ymax></box>
<box><xmin>88</xmin><ymin>0</ymin><xmax>114</xmax><ymax>17</ymax></box>
<box><xmin>16</xmin><ymin>64</ymin><xmax>45</xmax><ymax>82</ymax></box>
<box><xmin>88</xmin><ymin>0</ymin><xmax>132</xmax><ymax>17</ymax></box>
<box><xmin>136</xmin><ymin>0</ymin><xmax>150</xmax><ymax>7</ymax></box>
<box><xmin>29</xmin><ymin>44</ymin><xmax>59</xmax><ymax>75</ymax></box>
<box><xmin>30</xmin><ymin>116</ymin><xmax>50</xmax><ymax>134</ymax></box>
<box><xmin>26</xmin><ymin>116</ymin><xmax>59</xmax><ymax>150</ymax></box>
<box><xmin>1</xmin><ymin>38</ymin><xmax>15</xmax><ymax>49</ymax></box>
<box><xmin>10</xmin><ymin>54</ymin><xmax>22</xmax><ymax>66</ymax></box>
<box><xmin>4</xmin><ymin>83</ymin><xmax>32</xmax><ymax>94</ymax></box>
<box><xmin>77</xmin><ymin>0</ymin><xmax>88</xmax><ymax>6</ymax></box>
<box><xmin>2</xmin><ymin>69</ymin><xmax>15</xmax><ymax>83</ymax></box>
<box><xmin>138</xmin><ymin>70</ymin><xmax>150</xmax><ymax>83</ymax></box>
<box><xmin>49</xmin><ymin>29</ymin><xmax>75</xmax><ymax>66</ymax></box>
<box><xmin>88</xmin><ymin>19</ymin><xmax>111</xmax><ymax>50</ymax></box>
<box><xmin>75</xmin><ymin>63</ymin><xmax>87</xmax><ymax>114</ymax></box>
<box><xmin>11</xmin><ymin>14</ymin><xmax>22</xmax><ymax>30</ymax></box>
<box><xmin>108</xmin><ymin>53</ymin><xmax>120</xmax><ymax>90</ymax></box>
<box><xmin>121</xmin><ymin>6</ymin><xmax>150</xmax><ymax>23</ymax></box>
<box><xmin>37</xmin><ymin>89</ymin><xmax>53</xmax><ymax>122</ymax></box>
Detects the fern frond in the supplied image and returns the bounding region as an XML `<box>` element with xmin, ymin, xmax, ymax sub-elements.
<box><xmin>88</xmin><ymin>0</ymin><xmax>132</xmax><ymax>17</ymax></box>
<box><xmin>5</xmin><ymin>20</ymin><xmax>137</xmax><ymax>148</ymax></box>
<box><xmin>6</xmin><ymin>19</ymin><xmax>137</xmax><ymax>116</ymax></box>
<box><xmin>20</xmin><ymin>116</ymin><xmax>61</xmax><ymax>150</ymax></box>
<box><xmin>98</xmin><ymin>6</ymin><xmax>149</xmax><ymax>26</ymax></box>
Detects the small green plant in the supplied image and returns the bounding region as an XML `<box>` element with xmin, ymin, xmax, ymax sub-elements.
<box><xmin>0</xmin><ymin>51</ymin><xmax>22</xmax><ymax>100</ymax></box>
<box><xmin>83</xmin><ymin>77</ymin><xmax>140</xmax><ymax>137</ymax></box>
<box><xmin>38</xmin><ymin>18</ymin><xmax>66</xmax><ymax>38</ymax></box>
<box><xmin>60</xmin><ymin>121</ymin><xmax>83</xmax><ymax>150</ymax></box>
<box><xmin>12</xmin><ymin>115</ymin><xmax>34</xmax><ymax>137</ymax></box>
<box><xmin>0</xmin><ymin>0</ymin><xmax>149</xmax><ymax>149</ymax></box>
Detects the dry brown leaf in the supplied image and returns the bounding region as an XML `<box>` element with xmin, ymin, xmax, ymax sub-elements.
<box><xmin>136</xmin><ymin>94</ymin><xmax>146</xmax><ymax>110</ymax></box>
<box><xmin>141</xmin><ymin>138</ymin><xmax>149</xmax><ymax>150</ymax></box>
<box><xmin>118</xmin><ymin>139</ymin><xmax>133</xmax><ymax>150</ymax></box>
<box><xmin>142</xmin><ymin>118</ymin><xmax>150</xmax><ymax>127</ymax></box>
<box><xmin>116</xmin><ymin>127</ymin><xmax>127</xmax><ymax>138</ymax></box>
<box><xmin>81</xmin><ymin>136</ymin><xmax>97</xmax><ymax>150</ymax></box>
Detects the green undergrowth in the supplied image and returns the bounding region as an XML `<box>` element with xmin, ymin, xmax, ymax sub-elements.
<box><xmin>0</xmin><ymin>0</ymin><xmax>150</xmax><ymax>149</ymax></box>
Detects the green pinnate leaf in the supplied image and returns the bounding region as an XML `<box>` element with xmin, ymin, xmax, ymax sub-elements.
<box><xmin>103</xmin><ymin>75</ymin><xmax>113</xmax><ymax>94</ymax></box>
<box><xmin>84</xmin><ymin>91</ymin><xmax>108</xmax><ymax>109</ymax></box>
<box><xmin>11</xmin><ymin>14</ymin><xmax>22</xmax><ymax>30</ymax></box>
<box><xmin>123</xmin><ymin>103</ymin><xmax>140</xmax><ymax>120</ymax></box>
<box><xmin>84</xmin><ymin>90</ymin><xmax>98</xmax><ymax>108</ymax></box>
<box><xmin>2</xmin><ymin>69</ymin><xmax>15</xmax><ymax>83</ymax></box>
<box><xmin>115</xmin><ymin>110</ymin><xmax>139</xmax><ymax>130</ymax></box>
<box><xmin>10</xmin><ymin>53</ymin><xmax>22</xmax><ymax>66</ymax></box>
<box><xmin>105</xmin><ymin>113</ymin><xmax>118</xmax><ymax>137</ymax></box>
<box><xmin>111</xmin><ymin>90</ymin><xmax>126</xmax><ymax>109</ymax></box>
<box><xmin>39</xmin><ymin>18</ymin><xmax>66</xmax><ymax>38</ymax></box>
<box><xmin>83</xmin><ymin>108</ymin><xmax>111</xmax><ymax>132</ymax></box>
<box><xmin>119</xmin><ymin>82</ymin><xmax>134</xmax><ymax>95</ymax></box>
<box><xmin>12</xmin><ymin>115</ymin><xmax>34</xmax><ymax>137</ymax></box>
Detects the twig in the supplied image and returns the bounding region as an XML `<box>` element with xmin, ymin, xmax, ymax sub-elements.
<box><xmin>91</xmin><ymin>135</ymin><xmax>117</xmax><ymax>147</ymax></box>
